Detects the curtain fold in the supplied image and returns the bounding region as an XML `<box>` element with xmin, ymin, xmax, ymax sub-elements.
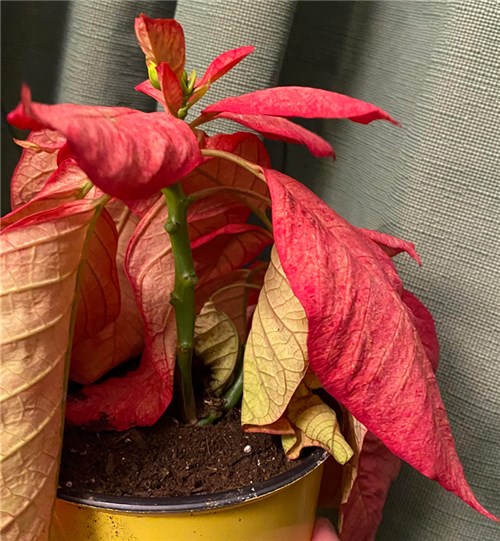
<box><xmin>1</xmin><ymin>2</ymin><xmax>498</xmax><ymax>539</ymax></box>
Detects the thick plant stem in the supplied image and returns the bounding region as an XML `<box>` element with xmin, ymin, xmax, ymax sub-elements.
<box><xmin>162</xmin><ymin>183</ymin><xmax>198</xmax><ymax>424</ymax></box>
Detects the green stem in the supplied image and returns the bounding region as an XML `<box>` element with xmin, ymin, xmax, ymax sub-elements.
<box><xmin>162</xmin><ymin>183</ymin><xmax>198</xmax><ymax>424</ymax></box>
<box><xmin>197</xmin><ymin>362</ymin><xmax>244</xmax><ymax>426</ymax></box>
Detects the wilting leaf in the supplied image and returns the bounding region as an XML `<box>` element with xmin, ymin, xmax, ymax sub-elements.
<box><xmin>282</xmin><ymin>385</ymin><xmax>353</xmax><ymax>464</ymax></box>
<box><xmin>204</xmin><ymin>86</ymin><xmax>399</xmax><ymax>125</ymax></box>
<box><xmin>70</xmin><ymin>202</ymin><xmax>144</xmax><ymax>384</ymax></box>
<box><xmin>8</xmin><ymin>86</ymin><xmax>202</xmax><ymax>200</ymax></box>
<box><xmin>0</xmin><ymin>199</ymin><xmax>101</xmax><ymax>541</ymax></box>
<box><xmin>194</xmin><ymin>301</ymin><xmax>240</xmax><ymax>394</ymax></box>
<box><xmin>10</xmin><ymin>130</ymin><xmax>64</xmax><ymax>209</ymax></box>
<box><xmin>66</xmin><ymin>199</ymin><xmax>270</xmax><ymax>429</ymax></box>
<box><xmin>339</xmin><ymin>288</ymin><xmax>441</xmax><ymax>539</ymax></box>
<box><xmin>242</xmin><ymin>246</ymin><xmax>308</xmax><ymax>426</ymax></box>
<box><xmin>244</xmin><ymin>417</ymin><xmax>295</xmax><ymax>436</ymax></box>
<box><xmin>134</xmin><ymin>14</ymin><xmax>185</xmax><ymax>79</ymax></box>
<box><xmin>265</xmin><ymin>168</ymin><xmax>496</xmax><ymax>520</ymax></box>
<box><xmin>207</xmin><ymin>112</ymin><xmax>335</xmax><ymax>158</ymax></box>
<box><xmin>340</xmin><ymin>411</ymin><xmax>368</xmax><ymax>508</ymax></box>
<box><xmin>339</xmin><ymin>431</ymin><xmax>401</xmax><ymax>541</ymax></box>
<box><xmin>197</xmin><ymin>46</ymin><xmax>255</xmax><ymax>87</ymax></box>
<box><xmin>72</xmin><ymin>208</ymin><xmax>120</xmax><ymax>344</ymax></box>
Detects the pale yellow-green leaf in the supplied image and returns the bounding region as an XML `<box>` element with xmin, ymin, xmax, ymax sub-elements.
<box><xmin>0</xmin><ymin>201</ymin><xmax>99</xmax><ymax>541</ymax></box>
<box><xmin>194</xmin><ymin>300</ymin><xmax>239</xmax><ymax>394</ymax></box>
<box><xmin>285</xmin><ymin>385</ymin><xmax>354</xmax><ymax>465</ymax></box>
<box><xmin>242</xmin><ymin>246</ymin><xmax>308</xmax><ymax>425</ymax></box>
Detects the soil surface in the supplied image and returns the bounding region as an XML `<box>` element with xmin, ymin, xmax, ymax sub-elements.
<box><xmin>59</xmin><ymin>409</ymin><xmax>298</xmax><ymax>498</ymax></box>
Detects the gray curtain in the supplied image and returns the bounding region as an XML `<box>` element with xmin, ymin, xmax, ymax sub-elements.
<box><xmin>2</xmin><ymin>1</ymin><xmax>499</xmax><ymax>539</ymax></box>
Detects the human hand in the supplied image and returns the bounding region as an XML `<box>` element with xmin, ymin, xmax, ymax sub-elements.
<box><xmin>312</xmin><ymin>517</ymin><xmax>340</xmax><ymax>541</ymax></box>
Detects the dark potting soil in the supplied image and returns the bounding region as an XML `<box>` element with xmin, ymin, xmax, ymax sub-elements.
<box><xmin>58</xmin><ymin>409</ymin><xmax>298</xmax><ymax>498</ymax></box>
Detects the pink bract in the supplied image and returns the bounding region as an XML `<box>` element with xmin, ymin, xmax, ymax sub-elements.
<box><xmin>7</xmin><ymin>86</ymin><xmax>202</xmax><ymax>200</ymax></box>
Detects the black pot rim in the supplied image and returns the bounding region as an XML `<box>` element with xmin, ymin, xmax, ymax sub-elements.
<box><xmin>57</xmin><ymin>447</ymin><xmax>329</xmax><ymax>513</ymax></box>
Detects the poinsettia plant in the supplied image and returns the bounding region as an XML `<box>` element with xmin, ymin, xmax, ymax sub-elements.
<box><xmin>1</xmin><ymin>13</ymin><xmax>497</xmax><ymax>541</ymax></box>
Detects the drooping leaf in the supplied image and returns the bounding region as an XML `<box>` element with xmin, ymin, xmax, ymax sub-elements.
<box><xmin>197</xmin><ymin>46</ymin><xmax>255</xmax><ymax>87</ymax></box>
<box><xmin>242</xmin><ymin>246</ymin><xmax>308</xmax><ymax>426</ymax></box>
<box><xmin>156</xmin><ymin>62</ymin><xmax>184</xmax><ymax>115</ymax></box>
<box><xmin>204</xmin><ymin>86</ymin><xmax>399</xmax><ymax>125</ymax></box>
<box><xmin>72</xmin><ymin>208</ymin><xmax>120</xmax><ymax>344</ymax></box>
<box><xmin>207</xmin><ymin>112</ymin><xmax>335</xmax><ymax>158</ymax></box>
<box><xmin>66</xmin><ymin>199</ymin><xmax>270</xmax><ymax>429</ymax></box>
<box><xmin>10</xmin><ymin>129</ymin><xmax>64</xmax><ymax>209</ymax></box>
<box><xmin>8</xmin><ymin>86</ymin><xmax>202</xmax><ymax>200</ymax></box>
<box><xmin>339</xmin><ymin>288</ymin><xmax>440</xmax><ymax>539</ymax></box>
<box><xmin>339</xmin><ymin>430</ymin><xmax>401</xmax><ymax>541</ymax></box>
<box><xmin>1</xmin><ymin>162</ymin><xmax>90</xmax><ymax>230</ymax></box>
<box><xmin>194</xmin><ymin>300</ymin><xmax>240</xmax><ymax>394</ymax></box>
<box><xmin>134</xmin><ymin>14</ymin><xmax>185</xmax><ymax>79</ymax></box>
<box><xmin>282</xmin><ymin>384</ymin><xmax>353</xmax><ymax>464</ymax></box>
<box><xmin>265</xmin><ymin>168</ymin><xmax>496</xmax><ymax>520</ymax></box>
<box><xmin>70</xmin><ymin>202</ymin><xmax>144</xmax><ymax>384</ymax></box>
<box><xmin>340</xmin><ymin>411</ymin><xmax>368</xmax><ymax>509</ymax></box>
<box><xmin>0</xmin><ymin>199</ymin><xmax>101</xmax><ymax>540</ymax></box>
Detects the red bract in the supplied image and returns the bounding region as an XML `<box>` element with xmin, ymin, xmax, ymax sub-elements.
<box><xmin>340</xmin><ymin>287</ymin><xmax>440</xmax><ymax>540</ymax></box>
<box><xmin>156</xmin><ymin>62</ymin><xmax>184</xmax><ymax>114</ymax></box>
<box><xmin>134</xmin><ymin>14</ymin><xmax>185</xmax><ymax>79</ymax></box>
<box><xmin>265</xmin><ymin>168</ymin><xmax>496</xmax><ymax>520</ymax></box>
<box><xmin>7</xmin><ymin>86</ymin><xmax>202</xmax><ymax>200</ymax></box>
<box><xmin>204</xmin><ymin>86</ymin><xmax>399</xmax><ymax>125</ymax></box>
<box><xmin>207</xmin><ymin>112</ymin><xmax>334</xmax><ymax>158</ymax></box>
<box><xmin>197</xmin><ymin>46</ymin><xmax>255</xmax><ymax>88</ymax></box>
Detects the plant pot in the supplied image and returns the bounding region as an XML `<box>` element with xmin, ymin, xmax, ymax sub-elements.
<box><xmin>49</xmin><ymin>447</ymin><xmax>328</xmax><ymax>541</ymax></box>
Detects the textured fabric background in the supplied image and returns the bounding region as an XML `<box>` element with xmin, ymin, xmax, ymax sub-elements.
<box><xmin>1</xmin><ymin>2</ymin><xmax>499</xmax><ymax>539</ymax></box>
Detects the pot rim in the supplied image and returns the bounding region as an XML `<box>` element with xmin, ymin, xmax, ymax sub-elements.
<box><xmin>57</xmin><ymin>447</ymin><xmax>329</xmax><ymax>513</ymax></box>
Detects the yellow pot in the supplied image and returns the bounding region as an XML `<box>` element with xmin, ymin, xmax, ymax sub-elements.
<box><xmin>50</xmin><ymin>448</ymin><xmax>327</xmax><ymax>541</ymax></box>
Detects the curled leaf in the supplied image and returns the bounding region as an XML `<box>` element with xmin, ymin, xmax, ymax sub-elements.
<box><xmin>0</xmin><ymin>199</ymin><xmax>101</xmax><ymax>540</ymax></box>
<box><xmin>242</xmin><ymin>246</ymin><xmax>308</xmax><ymax>425</ymax></box>
<box><xmin>70</xmin><ymin>202</ymin><xmax>144</xmax><ymax>384</ymax></box>
<box><xmin>10</xmin><ymin>129</ymin><xmax>64</xmax><ymax>209</ymax></box>
<box><xmin>283</xmin><ymin>385</ymin><xmax>353</xmax><ymax>464</ymax></box>
<box><xmin>194</xmin><ymin>301</ymin><xmax>240</xmax><ymax>394</ymax></box>
<box><xmin>72</xmin><ymin>209</ymin><xmax>120</xmax><ymax>344</ymax></box>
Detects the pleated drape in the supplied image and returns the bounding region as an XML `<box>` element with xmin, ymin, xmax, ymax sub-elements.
<box><xmin>1</xmin><ymin>2</ymin><xmax>499</xmax><ymax>539</ymax></box>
